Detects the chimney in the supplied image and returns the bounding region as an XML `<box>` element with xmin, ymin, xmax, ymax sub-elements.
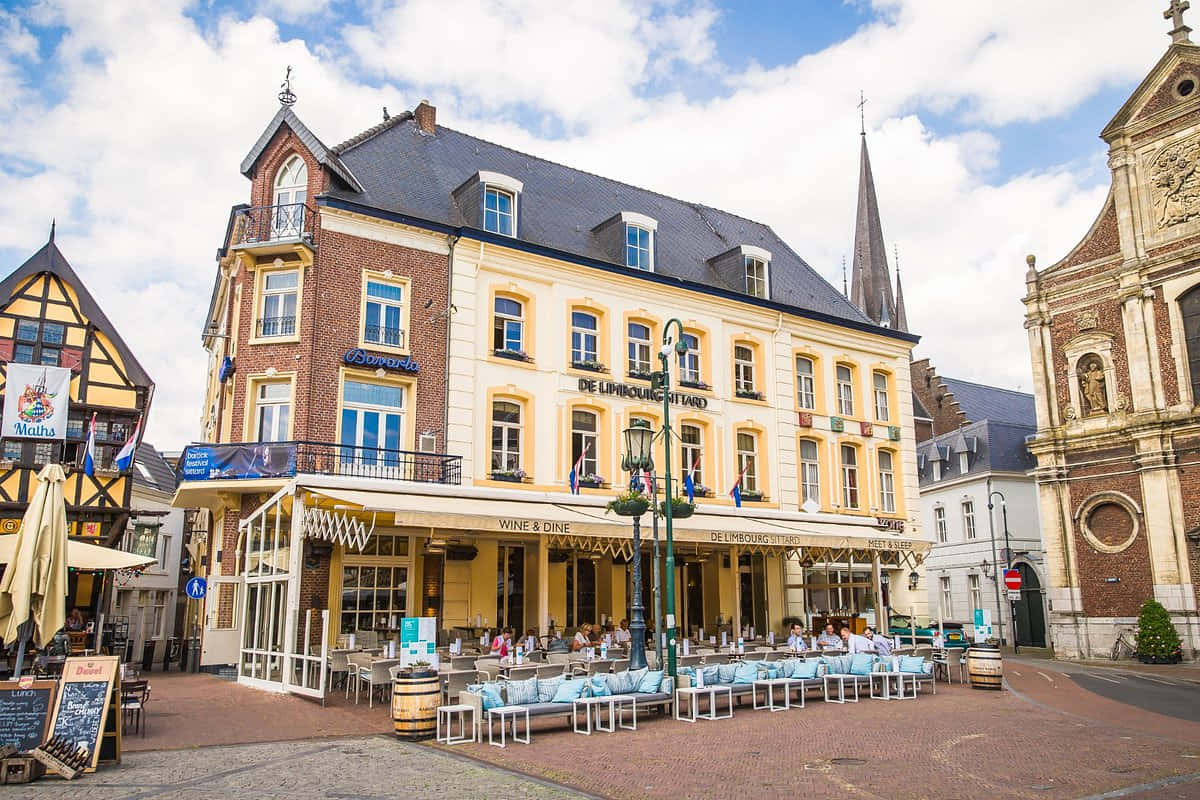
<box><xmin>415</xmin><ymin>100</ymin><xmax>436</xmax><ymax>134</ymax></box>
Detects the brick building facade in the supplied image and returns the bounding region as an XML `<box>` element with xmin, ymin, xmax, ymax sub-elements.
<box><xmin>1025</xmin><ymin>20</ymin><xmax>1200</xmax><ymax>659</ymax></box>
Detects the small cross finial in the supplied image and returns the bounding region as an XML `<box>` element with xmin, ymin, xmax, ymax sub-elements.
<box><xmin>858</xmin><ymin>90</ymin><xmax>867</xmax><ymax>135</ymax></box>
<box><xmin>842</xmin><ymin>255</ymin><xmax>848</xmax><ymax>297</ymax></box>
<box><xmin>278</xmin><ymin>65</ymin><xmax>297</xmax><ymax>106</ymax></box>
<box><xmin>893</xmin><ymin>243</ymin><xmax>900</xmax><ymax>274</ymax></box>
<box><xmin>1166</xmin><ymin>0</ymin><xmax>1193</xmax><ymax>44</ymax></box>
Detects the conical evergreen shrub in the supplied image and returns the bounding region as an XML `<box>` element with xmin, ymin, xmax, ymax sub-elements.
<box><xmin>1135</xmin><ymin>599</ymin><xmax>1183</xmax><ymax>663</ymax></box>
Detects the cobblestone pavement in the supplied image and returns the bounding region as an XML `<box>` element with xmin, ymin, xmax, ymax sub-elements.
<box><xmin>7</xmin><ymin>735</ymin><xmax>584</xmax><ymax>800</ymax></box>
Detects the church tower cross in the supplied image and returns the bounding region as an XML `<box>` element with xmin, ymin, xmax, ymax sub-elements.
<box><xmin>1166</xmin><ymin>0</ymin><xmax>1193</xmax><ymax>44</ymax></box>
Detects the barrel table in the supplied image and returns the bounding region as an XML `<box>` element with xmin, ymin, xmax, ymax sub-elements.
<box><xmin>392</xmin><ymin>671</ymin><xmax>440</xmax><ymax>740</ymax></box>
<box><xmin>966</xmin><ymin>644</ymin><xmax>1003</xmax><ymax>690</ymax></box>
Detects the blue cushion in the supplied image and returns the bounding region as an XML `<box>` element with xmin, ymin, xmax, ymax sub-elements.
<box><xmin>793</xmin><ymin>660</ymin><xmax>820</xmax><ymax>680</ymax></box>
<box><xmin>628</xmin><ymin>667</ymin><xmax>648</xmax><ymax>692</ymax></box>
<box><xmin>590</xmin><ymin>674</ymin><xmax>611</xmax><ymax>697</ymax></box>
<box><xmin>468</xmin><ymin>682</ymin><xmax>504</xmax><ymax>711</ymax></box>
<box><xmin>899</xmin><ymin>656</ymin><xmax>926</xmax><ymax>674</ymax></box>
<box><xmin>717</xmin><ymin>664</ymin><xmax>737</xmax><ymax>683</ymax></box>
<box><xmin>700</xmin><ymin>665</ymin><xmax>721</xmax><ymax>685</ymax></box>
<box><xmin>732</xmin><ymin>661</ymin><xmax>759</xmax><ymax>684</ymax></box>
<box><xmin>677</xmin><ymin>666</ymin><xmax>696</xmax><ymax>677</ymax></box>
<box><xmin>849</xmin><ymin>653</ymin><xmax>875</xmax><ymax>676</ymax></box>
<box><xmin>608</xmin><ymin>670</ymin><xmax>636</xmax><ymax>694</ymax></box>
<box><xmin>537</xmin><ymin>675</ymin><xmax>563</xmax><ymax>703</ymax></box>
<box><xmin>766</xmin><ymin>665</ymin><xmax>780</xmax><ymax>679</ymax></box>
<box><xmin>506</xmin><ymin>676</ymin><xmax>539</xmax><ymax>705</ymax></box>
<box><xmin>636</xmin><ymin>669</ymin><xmax>664</xmax><ymax>694</ymax></box>
<box><xmin>551</xmin><ymin>678</ymin><xmax>589</xmax><ymax>703</ymax></box>
<box><xmin>778</xmin><ymin>658</ymin><xmax>800</xmax><ymax>678</ymax></box>
<box><xmin>659</xmin><ymin>675</ymin><xmax>675</xmax><ymax>693</ymax></box>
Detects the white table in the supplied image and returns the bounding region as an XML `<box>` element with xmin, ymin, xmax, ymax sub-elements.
<box><xmin>487</xmin><ymin>706</ymin><xmax>530</xmax><ymax>747</ymax></box>
<box><xmin>868</xmin><ymin>671</ymin><xmax>918</xmax><ymax>700</ymax></box>
<box><xmin>572</xmin><ymin>696</ymin><xmax>616</xmax><ymax>734</ymax></box>
<box><xmin>436</xmin><ymin>704</ymin><xmax>475</xmax><ymax>744</ymax></box>
<box><xmin>752</xmin><ymin>678</ymin><xmax>794</xmax><ymax>712</ymax></box>
<box><xmin>610</xmin><ymin>694</ymin><xmax>638</xmax><ymax>731</ymax></box>
<box><xmin>675</xmin><ymin>685</ymin><xmax>734</xmax><ymax>722</ymax></box>
<box><xmin>823</xmin><ymin>674</ymin><xmax>860</xmax><ymax>703</ymax></box>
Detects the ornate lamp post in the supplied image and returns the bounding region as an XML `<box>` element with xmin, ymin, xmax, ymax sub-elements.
<box><xmin>654</xmin><ymin>318</ymin><xmax>689</xmax><ymax>678</ymax></box>
<box><xmin>621</xmin><ymin>423</ymin><xmax>654</xmax><ymax>671</ymax></box>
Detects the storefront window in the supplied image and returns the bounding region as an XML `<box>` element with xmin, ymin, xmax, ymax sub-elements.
<box><xmin>341</xmin><ymin>564</ymin><xmax>408</xmax><ymax>634</ymax></box>
<box><xmin>497</xmin><ymin>545</ymin><xmax>524</xmax><ymax>629</ymax></box>
<box><xmin>566</xmin><ymin>555</ymin><xmax>596</xmax><ymax>628</ymax></box>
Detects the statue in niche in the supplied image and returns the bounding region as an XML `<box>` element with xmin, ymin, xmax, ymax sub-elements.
<box><xmin>1077</xmin><ymin>355</ymin><xmax>1108</xmax><ymax>415</ymax></box>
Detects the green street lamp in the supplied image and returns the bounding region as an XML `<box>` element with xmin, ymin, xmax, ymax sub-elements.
<box><xmin>653</xmin><ymin>318</ymin><xmax>689</xmax><ymax>679</ymax></box>
<box><xmin>621</xmin><ymin>422</ymin><xmax>654</xmax><ymax>671</ymax></box>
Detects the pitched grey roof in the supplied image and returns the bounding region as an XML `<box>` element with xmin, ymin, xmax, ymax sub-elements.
<box><xmin>132</xmin><ymin>442</ymin><xmax>176</xmax><ymax>494</ymax></box>
<box><xmin>939</xmin><ymin>378</ymin><xmax>1035</xmax><ymax>427</ymax></box>
<box><xmin>917</xmin><ymin>419</ymin><xmax>1035</xmax><ymax>487</ymax></box>
<box><xmin>241</xmin><ymin>105</ymin><xmax>364</xmax><ymax>192</ymax></box>
<box><xmin>324</xmin><ymin>116</ymin><xmax>876</xmax><ymax>327</ymax></box>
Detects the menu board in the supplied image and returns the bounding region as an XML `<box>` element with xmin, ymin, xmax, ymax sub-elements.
<box><xmin>0</xmin><ymin>679</ymin><xmax>56</xmax><ymax>752</ymax></box>
<box><xmin>47</xmin><ymin>656</ymin><xmax>118</xmax><ymax>772</ymax></box>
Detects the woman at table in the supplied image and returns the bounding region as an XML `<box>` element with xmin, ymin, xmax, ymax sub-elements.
<box><xmin>490</xmin><ymin>627</ymin><xmax>514</xmax><ymax>657</ymax></box>
<box><xmin>571</xmin><ymin>624</ymin><xmax>591</xmax><ymax>652</ymax></box>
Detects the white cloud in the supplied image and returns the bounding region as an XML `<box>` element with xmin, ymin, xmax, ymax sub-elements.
<box><xmin>0</xmin><ymin>0</ymin><xmax>1177</xmax><ymax>448</ymax></box>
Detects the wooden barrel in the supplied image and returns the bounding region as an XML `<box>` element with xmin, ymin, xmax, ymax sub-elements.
<box><xmin>967</xmin><ymin>644</ymin><xmax>1003</xmax><ymax>690</ymax></box>
<box><xmin>392</xmin><ymin>672</ymin><xmax>440</xmax><ymax>740</ymax></box>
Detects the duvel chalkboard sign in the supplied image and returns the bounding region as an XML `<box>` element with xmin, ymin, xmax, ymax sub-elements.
<box><xmin>0</xmin><ymin>679</ymin><xmax>56</xmax><ymax>752</ymax></box>
<box><xmin>47</xmin><ymin>656</ymin><xmax>118</xmax><ymax>772</ymax></box>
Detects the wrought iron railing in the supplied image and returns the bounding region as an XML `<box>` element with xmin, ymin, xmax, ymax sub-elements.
<box><xmin>363</xmin><ymin>324</ymin><xmax>405</xmax><ymax>348</ymax></box>
<box><xmin>176</xmin><ymin>440</ymin><xmax>462</xmax><ymax>485</ymax></box>
<box><xmin>234</xmin><ymin>203</ymin><xmax>317</xmax><ymax>247</ymax></box>
<box><xmin>257</xmin><ymin>316</ymin><xmax>296</xmax><ymax>337</ymax></box>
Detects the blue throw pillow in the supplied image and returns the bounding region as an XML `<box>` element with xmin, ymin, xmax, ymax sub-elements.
<box><xmin>849</xmin><ymin>653</ymin><xmax>875</xmax><ymax>676</ymax></box>
<box><xmin>899</xmin><ymin>656</ymin><xmax>926</xmax><ymax>674</ymax></box>
<box><xmin>678</xmin><ymin>666</ymin><xmax>696</xmax><ymax>677</ymax></box>
<box><xmin>766</xmin><ymin>665</ymin><xmax>780</xmax><ymax>679</ymax></box>
<box><xmin>778</xmin><ymin>658</ymin><xmax>800</xmax><ymax>679</ymax></box>
<box><xmin>609</xmin><ymin>670</ymin><xmax>635</xmax><ymax>694</ymax></box>
<box><xmin>821</xmin><ymin>655</ymin><xmax>846</xmax><ymax>675</ymax></box>
<box><xmin>468</xmin><ymin>682</ymin><xmax>504</xmax><ymax>711</ymax></box>
<box><xmin>506</xmin><ymin>676</ymin><xmax>539</xmax><ymax>705</ymax></box>
<box><xmin>717</xmin><ymin>664</ymin><xmax>737</xmax><ymax>683</ymax></box>
<box><xmin>628</xmin><ymin>667</ymin><xmax>648</xmax><ymax>692</ymax></box>
<box><xmin>537</xmin><ymin>675</ymin><xmax>563</xmax><ymax>703</ymax></box>
<box><xmin>551</xmin><ymin>678</ymin><xmax>589</xmax><ymax>703</ymax></box>
<box><xmin>659</xmin><ymin>675</ymin><xmax>675</xmax><ymax>693</ymax></box>
<box><xmin>701</xmin><ymin>665</ymin><xmax>721</xmax><ymax>685</ymax></box>
<box><xmin>793</xmin><ymin>660</ymin><xmax>820</xmax><ymax>680</ymax></box>
<box><xmin>636</xmin><ymin>669</ymin><xmax>664</xmax><ymax>694</ymax></box>
<box><xmin>733</xmin><ymin>661</ymin><xmax>759</xmax><ymax>684</ymax></box>
<box><xmin>590</xmin><ymin>674</ymin><xmax>612</xmax><ymax>697</ymax></box>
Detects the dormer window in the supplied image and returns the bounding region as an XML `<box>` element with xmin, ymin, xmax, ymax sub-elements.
<box><xmin>595</xmin><ymin>212</ymin><xmax>658</xmax><ymax>271</ymax></box>
<box><xmin>455</xmin><ymin>170</ymin><xmax>523</xmax><ymax>237</ymax></box>
<box><xmin>744</xmin><ymin>256</ymin><xmax>768</xmax><ymax>298</ymax></box>
<box><xmin>485</xmin><ymin>186</ymin><xmax>515</xmax><ymax>236</ymax></box>
<box><xmin>626</xmin><ymin>224</ymin><xmax>652</xmax><ymax>270</ymax></box>
<box><xmin>708</xmin><ymin>245</ymin><xmax>771</xmax><ymax>300</ymax></box>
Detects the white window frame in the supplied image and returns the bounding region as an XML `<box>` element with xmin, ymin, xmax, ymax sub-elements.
<box><xmin>571</xmin><ymin>410</ymin><xmax>599</xmax><ymax>478</ymax></box>
<box><xmin>878</xmin><ymin>450</ymin><xmax>896</xmax><ymax>513</ymax></box>
<box><xmin>799</xmin><ymin>439</ymin><xmax>820</xmax><ymax>505</ymax></box>
<box><xmin>272</xmin><ymin>156</ymin><xmax>308</xmax><ymax>239</ymax></box>
<box><xmin>491</xmin><ymin>400</ymin><xmax>522</xmax><ymax>472</ymax></box>
<box><xmin>628</xmin><ymin>322</ymin><xmax>652</xmax><ymax>375</ymax></box>
<box><xmin>571</xmin><ymin>311</ymin><xmax>599</xmax><ymax>365</ymax></box>
<box><xmin>255</xmin><ymin>381</ymin><xmax>291</xmax><ymax>442</ymax></box>
<box><xmin>734</xmin><ymin>345</ymin><xmax>755</xmax><ymax>394</ymax></box>
<box><xmin>260</xmin><ymin>270</ymin><xmax>298</xmax><ymax>338</ymax></box>
<box><xmin>681</xmin><ymin>424</ymin><xmax>703</xmax><ymax>487</ymax></box>
<box><xmin>484</xmin><ymin>186</ymin><xmax>516</xmax><ymax>236</ymax></box>
<box><xmin>934</xmin><ymin>506</ymin><xmax>948</xmax><ymax>543</ymax></box>
<box><xmin>836</xmin><ymin>365</ymin><xmax>855</xmax><ymax>416</ymax></box>
<box><xmin>962</xmin><ymin>500</ymin><xmax>977</xmax><ymax>540</ymax></box>
<box><xmin>873</xmin><ymin>371</ymin><xmax>890</xmax><ymax>421</ymax></box>
<box><xmin>364</xmin><ymin>278</ymin><xmax>406</xmax><ymax>349</ymax></box>
<box><xmin>940</xmin><ymin>576</ymin><xmax>953</xmax><ymax>620</ymax></box>
<box><xmin>493</xmin><ymin>297</ymin><xmax>524</xmax><ymax>352</ymax></box>
<box><xmin>744</xmin><ymin>256</ymin><xmax>769</xmax><ymax>299</ymax></box>
<box><xmin>626</xmin><ymin>224</ymin><xmax>653</xmax><ymax>271</ymax></box>
<box><xmin>679</xmin><ymin>333</ymin><xmax>701</xmax><ymax>384</ymax></box>
<box><xmin>796</xmin><ymin>356</ymin><xmax>815</xmax><ymax>410</ymax></box>
<box><xmin>736</xmin><ymin>431</ymin><xmax>758</xmax><ymax>494</ymax></box>
<box><xmin>840</xmin><ymin>444</ymin><xmax>859</xmax><ymax>508</ymax></box>
<box><xmin>968</xmin><ymin>573</ymin><xmax>982</xmax><ymax>614</ymax></box>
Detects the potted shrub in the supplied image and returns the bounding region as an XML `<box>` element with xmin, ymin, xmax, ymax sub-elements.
<box><xmin>607</xmin><ymin>488</ymin><xmax>650</xmax><ymax>516</ymax></box>
<box><xmin>1135</xmin><ymin>599</ymin><xmax>1184</xmax><ymax>664</ymax></box>
<box><xmin>405</xmin><ymin>659</ymin><xmax>438</xmax><ymax>678</ymax></box>
<box><xmin>659</xmin><ymin>496</ymin><xmax>695</xmax><ymax>519</ymax></box>
<box><xmin>491</xmin><ymin>468</ymin><xmax>526</xmax><ymax>483</ymax></box>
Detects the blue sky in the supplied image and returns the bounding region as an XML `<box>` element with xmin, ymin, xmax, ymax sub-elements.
<box><xmin>0</xmin><ymin>1</ymin><xmax>1173</xmax><ymax>447</ymax></box>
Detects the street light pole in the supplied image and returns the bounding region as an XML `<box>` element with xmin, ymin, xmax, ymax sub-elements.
<box><xmin>989</xmin><ymin>489</ymin><xmax>1018</xmax><ymax>654</ymax></box>
<box><xmin>628</xmin><ymin>509</ymin><xmax>648</xmax><ymax>670</ymax></box>
<box><xmin>657</xmin><ymin>318</ymin><xmax>687</xmax><ymax>679</ymax></box>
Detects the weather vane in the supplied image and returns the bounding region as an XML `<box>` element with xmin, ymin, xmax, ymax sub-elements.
<box><xmin>858</xmin><ymin>90</ymin><xmax>867</xmax><ymax>135</ymax></box>
<box><xmin>278</xmin><ymin>66</ymin><xmax>296</xmax><ymax>106</ymax></box>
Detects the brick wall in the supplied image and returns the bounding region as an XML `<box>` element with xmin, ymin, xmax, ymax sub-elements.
<box><xmin>1048</xmin><ymin>294</ymin><xmax>1132</xmax><ymax>412</ymax></box>
<box><xmin>909</xmin><ymin>358</ymin><xmax>967</xmax><ymax>438</ymax></box>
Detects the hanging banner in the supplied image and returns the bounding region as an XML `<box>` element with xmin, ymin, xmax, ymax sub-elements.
<box><xmin>2</xmin><ymin>364</ymin><xmax>72</xmax><ymax>440</ymax></box>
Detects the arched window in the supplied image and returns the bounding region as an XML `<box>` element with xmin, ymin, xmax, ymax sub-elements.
<box><xmin>493</xmin><ymin>297</ymin><xmax>524</xmax><ymax>353</ymax></box>
<box><xmin>491</xmin><ymin>400</ymin><xmax>522</xmax><ymax>473</ymax></box>
<box><xmin>628</xmin><ymin>322</ymin><xmax>652</xmax><ymax>376</ymax></box>
<box><xmin>734</xmin><ymin>344</ymin><xmax>756</xmax><ymax>395</ymax></box>
<box><xmin>840</xmin><ymin>444</ymin><xmax>859</xmax><ymax>508</ymax></box>
<box><xmin>796</xmin><ymin>356</ymin><xmax>815</xmax><ymax>410</ymax></box>
<box><xmin>1182</xmin><ymin>285</ymin><xmax>1200</xmax><ymax>404</ymax></box>
<box><xmin>736</xmin><ymin>430</ymin><xmax>758</xmax><ymax>494</ymax></box>
<box><xmin>873</xmin><ymin>371</ymin><xmax>890</xmax><ymax>421</ymax></box>
<box><xmin>836</xmin><ymin>364</ymin><xmax>855</xmax><ymax>416</ymax></box>
<box><xmin>678</xmin><ymin>332</ymin><xmax>702</xmax><ymax>385</ymax></box>
<box><xmin>273</xmin><ymin>156</ymin><xmax>308</xmax><ymax>238</ymax></box>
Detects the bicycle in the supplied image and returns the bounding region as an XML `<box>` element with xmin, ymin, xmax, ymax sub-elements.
<box><xmin>1110</xmin><ymin>628</ymin><xmax>1136</xmax><ymax>660</ymax></box>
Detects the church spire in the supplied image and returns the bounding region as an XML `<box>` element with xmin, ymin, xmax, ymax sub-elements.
<box><xmin>894</xmin><ymin>244</ymin><xmax>909</xmax><ymax>333</ymax></box>
<box><xmin>850</xmin><ymin>115</ymin><xmax>897</xmax><ymax>327</ymax></box>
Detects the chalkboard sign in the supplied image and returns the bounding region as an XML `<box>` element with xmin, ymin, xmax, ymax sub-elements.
<box><xmin>47</xmin><ymin>656</ymin><xmax>118</xmax><ymax>772</ymax></box>
<box><xmin>0</xmin><ymin>679</ymin><xmax>56</xmax><ymax>752</ymax></box>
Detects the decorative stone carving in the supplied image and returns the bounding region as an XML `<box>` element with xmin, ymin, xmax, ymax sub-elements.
<box><xmin>1115</xmin><ymin>393</ymin><xmax>1129</xmax><ymax>412</ymax></box>
<box><xmin>1063</xmin><ymin>404</ymin><xmax>1078</xmax><ymax>422</ymax></box>
<box><xmin>1076</xmin><ymin>310</ymin><xmax>1099</xmax><ymax>331</ymax></box>
<box><xmin>1150</xmin><ymin>135</ymin><xmax>1200</xmax><ymax>228</ymax></box>
<box><xmin>1077</xmin><ymin>354</ymin><xmax>1108</xmax><ymax>415</ymax></box>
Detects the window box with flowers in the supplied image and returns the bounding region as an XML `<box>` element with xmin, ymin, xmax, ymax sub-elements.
<box><xmin>577</xmin><ymin>474</ymin><xmax>606</xmax><ymax>490</ymax></box>
<box><xmin>490</xmin><ymin>469</ymin><xmax>527</xmax><ymax>483</ymax></box>
<box><xmin>690</xmin><ymin>484</ymin><xmax>714</xmax><ymax>498</ymax></box>
<box><xmin>571</xmin><ymin>359</ymin><xmax>606</xmax><ymax>373</ymax></box>
<box><xmin>494</xmin><ymin>348</ymin><xmax>532</xmax><ymax>363</ymax></box>
<box><xmin>678</xmin><ymin>379</ymin><xmax>710</xmax><ymax>391</ymax></box>
<box><xmin>627</xmin><ymin>369</ymin><xmax>654</xmax><ymax>381</ymax></box>
<box><xmin>735</xmin><ymin>389</ymin><xmax>765</xmax><ymax>401</ymax></box>
<box><xmin>739</xmin><ymin>489</ymin><xmax>765</xmax><ymax>503</ymax></box>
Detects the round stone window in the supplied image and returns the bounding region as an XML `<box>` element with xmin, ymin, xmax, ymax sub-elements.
<box><xmin>1176</xmin><ymin>76</ymin><xmax>1198</xmax><ymax>99</ymax></box>
<box><xmin>1081</xmin><ymin>500</ymin><xmax>1139</xmax><ymax>554</ymax></box>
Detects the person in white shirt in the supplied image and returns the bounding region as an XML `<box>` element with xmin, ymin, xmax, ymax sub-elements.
<box><xmin>612</xmin><ymin>619</ymin><xmax>632</xmax><ymax>645</ymax></box>
<box><xmin>571</xmin><ymin>623</ymin><xmax>591</xmax><ymax>652</ymax></box>
<box><xmin>786</xmin><ymin>622</ymin><xmax>806</xmax><ymax>652</ymax></box>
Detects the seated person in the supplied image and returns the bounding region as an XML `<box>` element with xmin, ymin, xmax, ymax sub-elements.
<box><xmin>571</xmin><ymin>624</ymin><xmax>591</xmax><ymax>652</ymax></box>
<box><xmin>489</xmin><ymin>627</ymin><xmax>514</xmax><ymax>657</ymax></box>
<box><xmin>612</xmin><ymin>619</ymin><xmax>632</xmax><ymax>645</ymax></box>
<box><xmin>519</xmin><ymin>627</ymin><xmax>542</xmax><ymax>652</ymax></box>
<box><xmin>865</xmin><ymin>626</ymin><xmax>892</xmax><ymax>656</ymax></box>
<box><xmin>65</xmin><ymin>608</ymin><xmax>86</xmax><ymax>632</ymax></box>
<box><xmin>841</xmin><ymin>625</ymin><xmax>874</xmax><ymax>654</ymax></box>
<box><xmin>786</xmin><ymin>622</ymin><xmax>806</xmax><ymax>652</ymax></box>
<box><xmin>816</xmin><ymin>623</ymin><xmax>843</xmax><ymax>650</ymax></box>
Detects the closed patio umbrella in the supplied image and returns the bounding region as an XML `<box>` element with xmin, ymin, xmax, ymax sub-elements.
<box><xmin>0</xmin><ymin>463</ymin><xmax>68</xmax><ymax>677</ymax></box>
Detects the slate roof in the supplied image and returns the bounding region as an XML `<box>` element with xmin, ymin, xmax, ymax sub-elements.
<box><xmin>917</xmin><ymin>419</ymin><xmax>1035</xmax><ymax>487</ymax></box>
<box><xmin>241</xmin><ymin>106</ymin><xmax>364</xmax><ymax>192</ymax></box>
<box><xmin>322</xmin><ymin>116</ymin><xmax>877</xmax><ymax>328</ymax></box>
<box><xmin>131</xmin><ymin>442</ymin><xmax>176</xmax><ymax>494</ymax></box>
<box><xmin>939</xmin><ymin>378</ymin><xmax>1035</xmax><ymax>427</ymax></box>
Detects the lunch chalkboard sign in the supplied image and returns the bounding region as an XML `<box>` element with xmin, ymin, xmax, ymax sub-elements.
<box><xmin>47</xmin><ymin>656</ymin><xmax>118</xmax><ymax>772</ymax></box>
<box><xmin>0</xmin><ymin>679</ymin><xmax>56</xmax><ymax>752</ymax></box>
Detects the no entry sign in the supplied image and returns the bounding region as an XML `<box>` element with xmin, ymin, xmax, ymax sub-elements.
<box><xmin>1003</xmin><ymin>569</ymin><xmax>1021</xmax><ymax>591</ymax></box>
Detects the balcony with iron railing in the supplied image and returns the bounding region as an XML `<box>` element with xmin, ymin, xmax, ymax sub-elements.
<box><xmin>232</xmin><ymin>203</ymin><xmax>317</xmax><ymax>254</ymax></box>
<box><xmin>176</xmin><ymin>440</ymin><xmax>462</xmax><ymax>486</ymax></box>
<box><xmin>257</xmin><ymin>316</ymin><xmax>297</xmax><ymax>338</ymax></box>
<box><xmin>364</xmin><ymin>324</ymin><xmax>406</xmax><ymax>349</ymax></box>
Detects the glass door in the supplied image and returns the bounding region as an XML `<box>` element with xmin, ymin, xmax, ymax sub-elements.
<box><xmin>339</xmin><ymin>380</ymin><xmax>406</xmax><ymax>475</ymax></box>
<box><xmin>497</xmin><ymin>545</ymin><xmax>525</xmax><ymax>630</ymax></box>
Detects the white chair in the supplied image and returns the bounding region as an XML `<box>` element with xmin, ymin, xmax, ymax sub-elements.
<box><xmin>362</xmin><ymin>658</ymin><xmax>401</xmax><ymax>708</ymax></box>
<box><xmin>346</xmin><ymin>652</ymin><xmax>373</xmax><ymax>701</ymax></box>
<box><xmin>327</xmin><ymin>648</ymin><xmax>354</xmax><ymax>690</ymax></box>
<box><xmin>474</xmin><ymin>658</ymin><xmax>501</xmax><ymax>681</ymax></box>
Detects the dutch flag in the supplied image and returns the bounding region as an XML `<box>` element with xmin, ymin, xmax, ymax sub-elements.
<box><xmin>684</xmin><ymin>456</ymin><xmax>700</xmax><ymax>503</ymax></box>
<box><xmin>83</xmin><ymin>413</ymin><xmax>97</xmax><ymax>477</ymax></box>
<box><xmin>729</xmin><ymin>462</ymin><xmax>750</xmax><ymax>509</ymax></box>
<box><xmin>568</xmin><ymin>443</ymin><xmax>590</xmax><ymax>494</ymax></box>
<box><xmin>114</xmin><ymin>415</ymin><xmax>142</xmax><ymax>471</ymax></box>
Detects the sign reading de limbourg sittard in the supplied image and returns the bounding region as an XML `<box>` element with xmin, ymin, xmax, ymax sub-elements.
<box><xmin>343</xmin><ymin>348</ymin><xmax>420</xmax><ymax>373</ymax></box>
<box><xmin>577</xmin><ymin>377</ymin><xmax>708</xmax><ymax>409</ymax></box>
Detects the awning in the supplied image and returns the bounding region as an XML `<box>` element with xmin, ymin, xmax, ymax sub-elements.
<box><xmin>304</xmin><ymin>486</ymin><xmax>924</xmax><ymax>556</ymax></box>
<box><xmin>0</xmin><ymin>535</ymin><xmax>157</xmax><ymax>571</ymax></box>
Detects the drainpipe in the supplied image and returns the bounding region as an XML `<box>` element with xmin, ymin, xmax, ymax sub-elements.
<box><xmin>444</xmin><ymin>234</ymin><xmax>459</xmax><ymax>460</ymax></box>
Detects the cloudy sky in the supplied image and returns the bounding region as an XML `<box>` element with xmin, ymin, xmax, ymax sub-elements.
<box><xmin>0</xmin><ymin>0</ymin><xmax>1171</xmax><ymax>449</ymax></box>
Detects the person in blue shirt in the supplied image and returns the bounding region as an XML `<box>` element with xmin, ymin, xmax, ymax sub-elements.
<box><xmin>865</xmin><ymin>627</ymin><xmax>892</xmax><ymax>656</ymax></box>
<box><xmin>786</xmin><ymin>622</ymin><xmax>806</xmax><ymax>652</ymax></box>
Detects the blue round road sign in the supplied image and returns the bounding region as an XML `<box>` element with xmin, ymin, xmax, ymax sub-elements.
<box><xmin>185</xmin><ymin>577</ymin><xmax>207</xmax><ymax>600</ymax></box>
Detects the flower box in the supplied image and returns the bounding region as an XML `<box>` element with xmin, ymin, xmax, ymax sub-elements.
<box><xmin>577</xmin><ymin>475</ymin><xmax>605</xmax><ymax>489</ymax></box>
<box><xmin>691</xmin><ymin>485</ymin><xmax>714</xmax><ymax>498</ymax></box>
<box><xmin>678</xmin><ymin>379</ymin><xmax>710</xmax><ymax>391</ymax></box>
<box><xmin>493</xmin><ymin>348</ymin><xmax>532</xmax><ymax>363</ymax></box>
<box><xmin>627</xmin><ymin>369</ymin><xmax>654</xmax><ymax>381</ymax></box>
<box><xmin>572</xmin><ymin>360</ymin><xmax>606</xmax><ymax>373</ymax></box>
<box><xmin>490</xmin><ymin>470</ymin><xmax>526</xmax><ymax>483</ymax></box>
<box><xmin>739</xmin><ymin>490</ymin><xmax>765</xmax><ymax>502</ymax></box>
<box><xmin>735</xmin><ymin>389</ymin><xmax>765</xmax><ymax>401</ymax></box>
<box><xmin>659</xmin><ymin>498</ymin><xmax>695</xmax><ymax>519</ymax></box>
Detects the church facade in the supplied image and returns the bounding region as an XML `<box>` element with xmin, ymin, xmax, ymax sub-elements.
<box><xmin>1024</xmin><ymin>9</ymin><xmax>1200</xmax><ymax>659</ymax></box>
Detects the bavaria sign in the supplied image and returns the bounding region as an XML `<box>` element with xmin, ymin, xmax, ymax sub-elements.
<box><xmin>343</xmin><ymin>348</ymin><xmax>419</xmax><ymax>373</ymax></box>
<box><xmin>1003</xmin><ymin>569</ymin><xmax>1022</xmax><ymax>591</ymax></box>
